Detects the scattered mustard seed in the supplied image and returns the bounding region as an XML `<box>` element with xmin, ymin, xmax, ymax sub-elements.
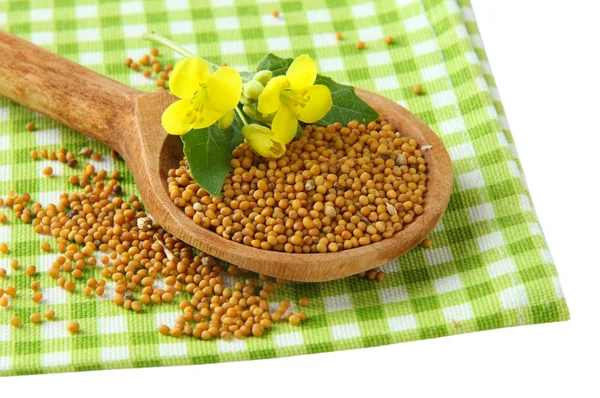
<box><xmin>42</xmin><ymin>166</ymin><xmax>53</xmax><ymax>176</ymax></box>
<box><xmin>421</xmin><ymin>238</ymin><xmax>432</xmax><ymax>248</ymax></box>
<box><xmin>356</xmin><ymin>41</ymin><xmax>366</xmax><ymax>50</ymax></box>
<box><xmin>30</xmin><ymin>150</ymin><xmax>38</xmax><ymax>160</ymax></box>
<box><xmin>125</xmin><ymin>58</ymin><xmax>133</xmax><ymax>67</ymax></box>
<box><xmin>143</xmin><ymin>69</ymin><xmax>152</xmax><ymax>78</ymax></box>
<box><xmin>413</xmin><ymin>85</ymin><xmax>423</xmax><ymax>95</ymax></box>
<box><xmin>150</xmin><ymin>48</ymin><xmax>159</xmax><ymax>56</ymax></box>
<box><xmin>44</xmin><ymin>310</ymin><xmax>55</xmax><ymax>320</ymax></box>
<box><xmin>299</xmin><ymin>297</ymin><xmax>310</xmax><ymax>307</ymax></box>
<box><xmin>335</xmin><ymin>32</ymin><xmax>343</xmax><ymax>40</ymax></box>
<box><xmin>30</xmin><ymin>313</ymin><xmax>42</xmax><ymax>323</ymax></box>
<box><xmin>0</xmin><ymin>243</ymin><xmax>7</xmax><ymax>253</ymax></box>
<box><xmin>384</xmin><ymin>36</ymin><xmax>394</xmax><ymax>45</ymax></box>
<box><xmin>26</xmin><ymin>122</ymin><xmax>35</xmax><ymax>131</ymax></box>
<box><xmin>10</xmin><ymin>317</ymin><xmax>21</xmax><ymax>327</ymax></box>
<box><xmin>67</xmin><ymin>321</ymin><xmax>80</xmax><ymax>333</ymax></box>
<box><xmin>271</xmin><ymin>9</ymin><xmax>279</xmax><ymax>18</ymax></box>
<box><xmin>26</xmin><ymin>265</ymin><xmax>36</xmax><ymax>276</ymax></box>
<box><xmin>41</xmin><ymin>241</ymin><xmax>51</xmax><ymax>251</ymax></box>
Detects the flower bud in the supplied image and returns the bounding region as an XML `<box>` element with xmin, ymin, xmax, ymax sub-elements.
<box><xmin>242</xmin><ymin>124</ymin><xmax>285</xmax><ymax>158</ymax></box>
<box><xmin>217</xmin><ymin>110</ymin><xmax>234</xmax><ymax>129</ymax></box>
<box><xmin>243</xmin><ymin>80</ymin><xmax>264</xmax><ymax>99</ymax></box>
<box><xmin>253</xmin><ymin>70</ymin><xmax>273</xmax><ymax>86</ymax></box>
<box><xmin>242</xmin><ymin>104</ymin><xmax>257</xmax><ymax>119</ymax></box>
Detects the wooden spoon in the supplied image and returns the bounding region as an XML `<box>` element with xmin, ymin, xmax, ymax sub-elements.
<box><xmin>0</xmin><ymin>30</ymin><xmax>452</xmax><ymax>282</ymax></box>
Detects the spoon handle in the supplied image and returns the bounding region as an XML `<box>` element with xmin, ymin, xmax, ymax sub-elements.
<box><xmin>0</xmin><ymin>30</ymin><xmax>140</xmax><ymax>153</ymax></box>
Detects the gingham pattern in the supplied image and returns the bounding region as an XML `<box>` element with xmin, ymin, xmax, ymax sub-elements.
<box><xmin>0</xmin><ymin>0</ymin><xmax>569</xmax><ymax>376</ymax></box>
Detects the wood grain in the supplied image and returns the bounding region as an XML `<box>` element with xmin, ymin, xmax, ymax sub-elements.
<box><xmin>0</xmin><ymin>30</ymin><xmax>453</xmax><ymax>282</ymax></box>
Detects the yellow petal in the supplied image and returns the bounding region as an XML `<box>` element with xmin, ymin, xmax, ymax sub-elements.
<box><xmin>242</xmin><ymin>125</ymin><xmax>285</xmax><ymax>158</ymax></box>
<box><xmin>192</xmin><ymin>106</ymin><xmax>223</xmax><ymax>130</ymax></box>
<box><xmin>286</xmin><ymin>54</ymin><xmax>317</xmax><ymax>91</ymax></box>
<box><xmin>257</xmin><ymin>75</ymin><xmax>287</xmax><ymax>115</ymax></box>
<box><xmin>272</xmin><ymin>105</ymin><xmax>299</xmax><ymax>144</ymax></box>
<box><xmin>207</xmin><ymin>67</ymin><xmax>242</xmax><ymax>112</ymax></box>
<box><xmin>161</xmin><ymin>99</ymin><xmax>194</xmax><ymax>135</ymax></box>
<box><xmin>169</xmin><ymin>57</ymin><xmax>211</xmax><ymax>99</ymax></box>
<box><xmin>296</xmin><ymin>84</ymin><xmax>332</xmax><ymax>123</ymax></box>
<box><xmin>217</xmin><ymin>110</ymin><xmax>235</xmax><ymax>129</ymax></box>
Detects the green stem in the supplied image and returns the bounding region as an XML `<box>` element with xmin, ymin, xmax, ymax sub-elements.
<box><xmin>234</xmin><ymin>106</ymin><xmax>249</xmax><ymax>126</ymax></box>
<box><xmin>141</xmin><ymin>31</ymin><xmax>220</xmax><ymax>70</ymax></box>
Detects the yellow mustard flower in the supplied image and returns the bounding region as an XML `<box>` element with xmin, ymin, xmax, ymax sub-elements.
<box><xmin>162</xmin><ymin>57</ymin><xmax>242</xmax><ymax>135</ymax></box>
<box><xmin>257</xmin><ymin>55</ymin><xmax>332</xmax><ymax>143</ymax></box>
<box><xmin>242</xmin><ymin>124</ymin><xmax>286</xmax><ymax>158</ymax></box>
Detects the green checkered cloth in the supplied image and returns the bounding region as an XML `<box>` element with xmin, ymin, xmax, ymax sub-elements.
<box><xmin>0</xmin><ymin>0</ymin><xmax>569</xmax><ymax>376</ymax></box>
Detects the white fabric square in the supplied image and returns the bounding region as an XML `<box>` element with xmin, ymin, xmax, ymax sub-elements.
<box><xmin>448</xmin><ymin>142</ymin><xmax>475</xmax><ymax>161</ymax></box>
<box><xmin>374</xmin><ymin>76</ymin><xmax>400</xmax><ymax>91</ymax></box>
<box><xmin>367</xmin><ymin>51</ymin><xmax>392</xmax><ymax>66</ymax></box>
<box><xmin>552</xmin><ymin>277</ymin><xmax>565</xmax><ymax>299</ymax></box>
<box><xmin>212</xmin><ymin>0</ymin><xmax>233</xmax><ymax>6</ymax></box>
<box><xmin>130</xmin><ymin>72</ymin><xmax>152</xmax><ymax>86</ymax></box>
<box><xmin>404</xmin><ymin>14</ymin><xmax>429</xmax><ymax>32</ymax></box>
<box><xmin>421</xmin><ymin>64</ymin><xmax>448</xmax><ymax>81</ymax></box>
<box><xmin>77</xmin><ymin>28</ymin><xmax>100</xmax><ymax>42</ymax></box>
<box><xmin>529</xmin><ymin>222</ymin><xmax>543</xmax><ymax>236</ymax></box>
<box><xmin>166</xmin><ymin>0</ymin><xmax>189</xmax><ymax>10</ymax></box>
<box><xmin>120</xmin><ymin>1</ymin><xmax>143</xmax><ymax>14</ymax></box>
<box><xmin>30</xmin><ymin>8</ymin><xmax>53</xmax><ymax>21</ymax></box>
<box><xmin>89</xmin><ymin>156</ymin><xmax>115</xmax><ymax>172</ymax></box>
<box><xmin>0</xmin><ymin>13</ymin><xmax>6</xmax><ymax>25</ymax></box>
<box><xmin>331</xmin><ymin>323</ymin><xmax>361</xmax><ymax>340</ymax></box>
<box><xmin>323</xmin><ymin>294</ymin><xmax>353</xmax><ymax>312</ymax></box>
<box><xmin>519</xmin><ymin>194</ymin><xmax>532</xmax><ymax>212</ymax></box>
<box><xmin>217</xmin><ymin>339</ymin><xmax>247</xmax><ymax>353</ymax></box>
<box><xmin>35</xmin><ymin>128</ymin><xmax>61</xmax><ymax>145</ymax></box>
<box><xmin>215</xmin><ymin>16</ymin><xmax>239</xmax><ymax>31</ymax></box>
<box><xmin>475</xmin><ymin>77</ymin><xmax>488</xmax><ymax>91</ymax></box>
<box><xmin>267</xmin><ymin>36</ymin><xmax>292</xmax><ymax>51</ymax></box>
<box><xmin>487</xmin><ymin>258</ymin><xmax>517</xmax><ymax>278</ymax></box>
<box><xmin>470</xmin><ymin>34</ymin><xmax>484</xmax><ymax>49</ymax></box>
<box><xmin>380</xmin><ymin>259</ymin><xmax>400</xmax><ymax>273</ymax></box>
<box><xmin>0</xmin><ymin>258</ymin><xmax>13</xmax><ymax>275</ymax></box>
<box><xmin>465</xmin><ymin>51</ymin><xmax>479</xmax><ymax>64</ymax></box>
<box><xmin>388</xmin><ymin>315</ymin><xmax>418</xmax><ymax>332</ymax></box>
<box><xmin>319</xmin><ymin>57</ymin><xmax>344</xmax><ymax>72</ymax></box>
<box><xmin>352</xmin><ymin>2</ymin><xmax>376</xmax><ymax>18</ymax></box>
<box><xmin>413</xmin><ymin>39</ymin><xmax>437</xmax><ymax>56</ymax></box>
<box><xmin>487</xmin><ymin>105</ymin><xmax>499</xmax><ymax>119</ymax></box>
<box><xmin>79</xmin><ymin>52</ymin><xmax>103</xmax><ymax>66</ymax></box>
<box><xmin>261</xmin><ymin>14</ymin><xmax>286</xmax><ymax>27</ymax></box>
<box><xmin>37</xmin><ymin>254</ymin><xmax>58</xmax><ymax>272</ymax></box>
<box><xmin>170</xmin><ymin>20</ymin><xmax>193</xmax><ymax>35</ymax></box>
<box><xmin>478</xmin><ymin>231</ymin><xmax>505</xmax><ymax>252</ymax></box>
<box><xmin>41</xmin><ymin>321</ymin><xmax>70</xmax><ymax>340</ymax></box>
<box><xmin>42</xmin><ymin>352</ymin><xmax>71</xmax><ymax>367</ymax></box>
<box><xmin>496</xmin><ymin>132</ymin><xmax>509</xmax><ymax>147</ymax></box>
<box><xmin>41</xmin><ymin>287</ymin><xmax>68</xmax><ymax>305</ymax></box>
<box><xmin>312</xmin><ymin>33</ymin><xmax>337</xmax><ymax>47</ymax></box>
<box><xmin>379</xmin><ymin>286</ymin><xmax>408</xmax><ymax>304</ymax></box>
<box><xmin>467</xmin><ymin>203</ymin><xmax>495</xmax><ymax>223</ymax></box>
<box><xmin>540</xmin><ymin>249</ymin><xmax>554</xmax><ymax>264</ymax></box>
<box><xmin>458</xmin><ymin>170</ymin><xmax>485</xmax><ymax>190</ymax></box>
<box><xmin>424</xmin><ymin>247</ymin><xmax>453</xmax><ymax>266</ymax></box>
<box><xmin>507</xmin><ymin>160</ymin><xmax>520</xmax><ymax>178</ymax></box>
<box><xmin>220</xmin><ymin>40</ymin><xmax>245</xmax><ymax>55</ymax></box>
<box><xmin>396</xmin><ymin>0</ymin><xmax>417</xmax><ymax>6</ymax></box>
<box><xmin>0</xmin><ymin>107</ymin><xmax>8</xmax><ymax>121</ymax></box>
<box><xmin>443</xmin><ymin>303</ymin><xmax>474</xmax><ymax>321</ymax></box>
<box><xmin>306</xmin><ymin>9</ymin><xmax>330</xmax><ymax>22</ymax></box>
<box><xmin>101</xmin><ymin>346</ymin><xmax>129</xmax><ymax>362</ymax></box>
<box><xmin>154</xmin><ymin>311</ymin><xmax>180</xmax><ymax>328</ymax></box>
<box><xmin>0</xmin><ymin>226</ymin><xmax>9</xmax><ymax>243</ymax></box>
<box><xmin>0</xmin><ymin>325</ymin><xmax>9</xmax><ymax>342</ymax></box>
<box><xmin>274</xmin><ymin>332</ymin><xmax>304</xmax><ymax>347</ymax></box>
<box><xmin>158</xmin><ymin>343</ymin><xmax>187</xmax><ymax>357</ymax></box>
<box><xmin>0</xmin><ymin>357</ymin><xmax>10</xmax><ymax>371</ymax></box>
<box><xmin>455</xmin><ymin>25</ymin><xmax>469</xmax><ymax>39</ymax></box>
<box><xmin>358</xmin><ymin>26</ymin><xmax>383</xmax><ymax>42</ymax></box>
<box><xmin>434</xmin><ymin>274</ymin><xmax>463</xmax><ymax>294</ymax></box>
<box><xmin>499</xmin><ymin>285</ymin><xmax>529</xmax><ymax>310</ymax></box>
<box><xmin>123</xmin><ymin>24</ymin><xmax>147</xmax><ymax>38</ymax></box>
<box><xmin>31</xmin><ymin>32</ymin><xmax>54</xmax><ymax>45</ymax></box>
<box><xmin>0</xmin><ymin>165</ymin><xmax>10</xmax><ymax>181</ymax></box>
<box><xmin>98</xmin><ymin>316</ymin><xmax>127</xmax><ymax>334</ymax></box>
<box><xmin>430</xmin><ymin>89</ymin><xmax>457</xmax><ymax>108</ymax></box>
<box><xmin>75</xmin><ymin>5</ymin><xmax>98</xmax><ymax>18</ymax></box>
<box><xmin>439</xmin><ymin>117</ymin><xmax>466</xmax><ymax>135</ymax></box>
<box><xmin>36</xmin><ymin>191</ymin><xmax>62</xmax><ymax>207</ymax></box>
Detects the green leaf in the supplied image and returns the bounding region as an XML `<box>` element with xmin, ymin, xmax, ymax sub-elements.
<box><xmin>239</xmin><ymin>71</ymin><xmax>255</xmax><ymax>80</ymax></box>
<box><xmin>256</xmin><ymin>53</ymin><xmax>293</xmax><ymax>76</ymax></box>
<box><xmin>181</xmin><ymin>117</ymin><xmax>243</xmax><ymax>197</ymax></box>
<box><xmin>296</xmin><ymin>123</ymin><xmax>304</xmax><ymax>138</ymax></box>
<box><xmin>315</xmin><ymin>75</ymin><xmax>379</xmax><ymax>126</ymax></box>
<box><xmin>256</xmin><ymin>53</ymin><xmax>379</xmax><ymax>127</ymax></box>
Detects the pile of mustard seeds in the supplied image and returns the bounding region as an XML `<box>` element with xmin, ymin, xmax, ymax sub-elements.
<box><xmin>168</xmin><ymin>118</ymin><xmax>429</xmax><ymax>253</ymax></box>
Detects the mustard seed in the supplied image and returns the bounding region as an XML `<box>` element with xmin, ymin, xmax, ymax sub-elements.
<box><xmin>421</xmin><ymin>238</ymin><xmax>432</xmax><ymax>248</ymax></box>
<box><xmin>26</xmin><ymin>122</ymin><xmax>35</xmax><ymax>131</ymax></box>
<box><xmin>10</xmin><ymin>258</ymin><xmax>18</xmax><ymax>269</ymax></box>
<box><xmin>139</xmin><ymin>54</ymin><xmax>150</xmax><ymax>66</ymax></box>
<box><xmin>30</xmin><ymin>313</ymin><xmax>42</xmax><ymax>323</ymax></box>
<box><xmin>42</xmin><ymin>166</ymin><xmax>53</xmax><ymax>176</ymax></box>
<box><xmin>26</xmin><ymin>265</ymin><xmax>36</xmax><ymax>276</ymax></box>
<box><xmin>32</xmin><ymin>292</ymin><xmax>43</xmax><ymax>302</ymax></box>
<box><xmin>91</xmin><ymin>153</ymin><xmax>102</xmax><ymax>161</ymax></box>
<box><xmin>131</xmin><ymin>62</ymin><xmax>140</xmax><ymax>71</ymax></box>
<box><xmin>5</xmin><ymin>286</ymin><xmax>15</xmax><ymax>296</ymax></box>
<box><xmin>0</xmin><ymin>243</ymin><xmax>7</xmax><ymax>253</ymax></box>
<box><xmin>299</xmin><ymin>297</ymin><xmax>310</xmax><ymax>307</ymax></box>
<box><xmin>41</xmin><ymin>241</ymin><xmax>51</xmax><ymax>251</ymax></box>
<box><xmin>384</xmin><ymin>36</ymin><xmax>394</xmax><ymax>44</ymax></box>
<box><xmin>150</xmin><ymin>48</ymin><xmax>159</xmax><ymax>56</ymax></box>
<box><xmin>125</xmin><ymin>58</ymin><xmax>133</xmax><ymax>67</ymax></box>
<box><xmin>10</xmin><ymin>317</ymin><xmax>21</xmax><ymax>327</ymax></box>
<box><xmin>143</xmin><ymin>69</ymin><xmax>151</xmax><ymax>78</ymax></box>
<box><xmin>30</xmin><ymin>280</ymin><xmax>40</xmax><ymax>290</ymax></box>
<box><xmin>271</xmin><ymin>9</ymin><xmax>279</xmax><ymax>18</ymax></box>
<box><xmin>0</xmin><ymin>297</ymin><xmax>7</xmax><ymax>307</ymax></box>
<box><xmin>413</xmin><ymin>85</ymin><xmax>423</xmax><ymax>95</ymax></box>
<box><xmin>30</xmin><ymin>149</ymin><xmax>39</xmax><ymax>160</ymax></box>
<box><xmin>67</xmin><ymin>321</ymin><xmax>80</xmax><ymax>333</ymax></box>
<box><xmin>335</xmin><ymin>32</ymin><xmax>343</xmax><ymax>40</ymax></box>
<box><xmin>44</xmin><ymin>310</ymin><xmax>55</xmax><ymax>320</ymax></box>
<box><xmin>356</xmin><ymin>41</ymin><xmax>366</xmax><ymax>50</ymax></box>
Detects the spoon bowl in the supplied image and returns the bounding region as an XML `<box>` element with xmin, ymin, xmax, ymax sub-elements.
<box><xmin>0</xmin><ymin>30</ymin><xmax>452</xmax><ymax>282</ymax></box>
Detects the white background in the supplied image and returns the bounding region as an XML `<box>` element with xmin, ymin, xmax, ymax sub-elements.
<box><xmin>4</xmin><ymin>0</ymin><xmax>600</xmax><ymax>396</ymax></box>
